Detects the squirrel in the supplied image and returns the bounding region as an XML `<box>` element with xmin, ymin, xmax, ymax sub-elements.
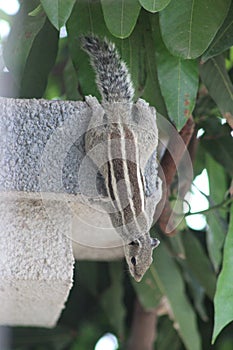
<box><xmin>81</xmin><ymin>35</ymin><xmax>161</xmax><ymax>282</ymax></box>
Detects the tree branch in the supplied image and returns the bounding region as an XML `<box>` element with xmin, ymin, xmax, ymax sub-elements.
<box><xmin>127</xmin><ymin>299</ymin><xmax>157</xmax><ymax>350</ymax></box>
<box><xmin>158</xmin><ymin>117</ymin><xmax>195</xmax><ymax>235</ymax></box>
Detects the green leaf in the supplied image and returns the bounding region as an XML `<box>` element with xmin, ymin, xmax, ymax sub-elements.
<box><xmin>3</xmin><ymin>0</ymin><xmax>46</xmax><ymax>82</ymax></box>
<box><xmin>154</xmin><ymin>20</ymin><xmax>198</xmax><ymax>130</ymax></box>
<box><xmin>182</xmin><ymin>231</ymin><xmax>216</xmax><ymax>299</ymax></box>
<box><xmin>101</xmin><ymin>0</ymin><xmax>141</xmax><ymax>38</ymax></box>
<box><xmin>139</xmin><ymin>0</ymin><xmax>171</xmax><ymax>12</ymax></box>
<box><xmin>155</xmin><ymin>242</ymin><xmax>201</xmax><ymax>350</ymax></box>
<box><xmin>76</xmin><ymin>262</ymin><xmax>99</xmax><ymax>297</ymax></box>
<box><xmin>199</xmin><ymin>55</ymin><xmax>233</xmax><ymax>127</ymax></box>
<box><xmin>156</xmin><ymin>317</ymin><xmax>183</xmax><ymax>350</ymax></box>
<box><xmin>160</xmin><ymin>0</ymin><xmax>231</xmax><ymax>59</ymax></box>
<box><xmin>100</xmin><ymin>262</ymin><xmax>125</xmax><ymax>336</ymax></box>
<box><xmin>40</xmin><ymin>0</ymin><xmax>76</xmax><ymax>30</ymax></box>
<box><xmin>206</xmin><ymin>219</ymin><xmax>226</xmax><ymax>273</ymax></box>
<box><xmin>200</xmin><ymin>122</ymin><xmax>233</xmax><ymax>177</ymax></box>
<box><xmin>164</xmin><ymin>233</ymin><xmax>202</xmax><ymax>309</ymax></box>
<box><xmin>202</xmin><ymin>2</ymin><xmax>233</xmax><ymax>62</ymax></box>
<box><xmin>20</xmin><ymin>19</ymin><xmax>59</xmax><ymax>98</ymax></box>
<box><xmin>166</xmin><ymin>234</ymin><xmax>186</xmax><ymax>260</ymax></box>
<box><xmin>12</xmin><ymin>326</ymin><xmax>73</xmax><ymax>348</ymax></box>
<box><xmin>134</xmin><ymin>236</ymin><xmax>201</xmax><ymax>350</ymax></box>
<box><xmin>212</xmin><ymin>203</ymin><xmax>233</xmax><ymax>343</ymax></box>
<box><xmin>67</xmin><ymin>0</ymin><xmax>107</xmax><ymax>99</ymax></box>
<box><xmin>118</xmin><ymin>11</ymin><xmax>147</xmax><ymax>101</ymax></box>
<box><xmin>71</xmin><ymin>324</ymin><xmax>101</xmax><ymax>350</ymax></box>
<box><xmin>206</xmin><ymin>156</ymin><xmax>228</xmax><ymax>211</ymax></box>
<box><xmin>193</xmin><ymin>143</ymin><xmax>206</xmax><ymax>178</ymax></box>
<box><xmin>132</xmin><ymin>266</ymin><xmax>163</xmax><ymax>310</ymax></box>
<box><xmin>181</xmin><ymin>265</ymin><xmax>208</xmax><ymax>321</ymax></box>
<box><xmin>28</xmin><ymin>4</ymin><xmax>43</xmax><ymax>16</ymax></box>
<box><xmin>142</xmin><ymin>14</ymin><xmax>168</xmax><ymax>116</ymax></box>
<box><xmin>205</xmin><ymin>154</ymin><xmax>228</xmax><ymax>272</ymax></box>
<box><xmin>64</xmin><ymin>57</ymin><xmax>80</xmax><ymax>100</ymax></box>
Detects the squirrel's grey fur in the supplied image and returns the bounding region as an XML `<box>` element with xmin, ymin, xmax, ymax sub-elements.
<box><xmin>81</xmin><ymin>35</ymin><xmax>134</xmax><ymax>102</ymax></box>
<box><xmin>81</xmin><ymin>35</ymin><xmax>161</xmax><ymax>282</ymax></box>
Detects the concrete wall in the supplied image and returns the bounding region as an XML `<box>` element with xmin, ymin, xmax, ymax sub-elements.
<box><xmin>0</xmin><ymin>97</ymin><xmax>124</xmax><ymax>327</ymax></box>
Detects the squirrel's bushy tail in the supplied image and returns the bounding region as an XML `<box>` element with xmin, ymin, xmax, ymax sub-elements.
<box><xmin>81</xmin><ymin>35</ymin><xmax>134</xmax><ymax>102</ymax></box>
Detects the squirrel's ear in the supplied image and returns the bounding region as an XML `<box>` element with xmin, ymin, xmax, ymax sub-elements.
<box><xmin>151</xmin><ymin>238</ymin><xmax>160</xmax><ymax>249</ymax></box>
<box><xmin>129</xmin><ymin>239</ymin><xmax>141</xmax><ymax>247</ymax></box>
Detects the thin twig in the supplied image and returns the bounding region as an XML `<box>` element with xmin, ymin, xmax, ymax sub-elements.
<box><xmin>185</xmin><ymin>197</ymin><xmax>233</xmax><ymax>217</ymax></box>
<box><xmin>191</xmin><ymin>181</ymin><xmax>210</xmax><ymax>200</ymax></box>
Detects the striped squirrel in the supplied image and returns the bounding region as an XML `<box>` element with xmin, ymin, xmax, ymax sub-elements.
<box><xmin>81</xmin><ymin>35</ymin><xmax>162</xmax><ymax>282</ymax></box>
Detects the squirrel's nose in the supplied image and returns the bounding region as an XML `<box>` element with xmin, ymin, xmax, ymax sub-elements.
<box><xmin>134</xmin><ymin>273</ymin><xmax>143</xmax><ymax>282</ymax></box>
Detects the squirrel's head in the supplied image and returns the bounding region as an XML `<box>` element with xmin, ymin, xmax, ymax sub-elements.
<box><xmin>124</xmin><ymin>234</ymin><xmax>160</xmax><ymax>282</ymax></box>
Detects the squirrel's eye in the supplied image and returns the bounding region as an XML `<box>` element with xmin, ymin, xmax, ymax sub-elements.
<box><xmin>129</xmin><ymin>240</ymin><xmax>139</xmax><ymax>246</ymax></box>
<box><xmin>131</xmin><ymin>257</ymin><xmax>136</xmax><ymax>266</ymax></box>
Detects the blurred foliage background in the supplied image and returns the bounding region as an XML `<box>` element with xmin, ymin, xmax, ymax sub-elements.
<box><xmin>0</xmin><ymin>0</ymin><xmax>233</xmax><ymax>349</ymax></box>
